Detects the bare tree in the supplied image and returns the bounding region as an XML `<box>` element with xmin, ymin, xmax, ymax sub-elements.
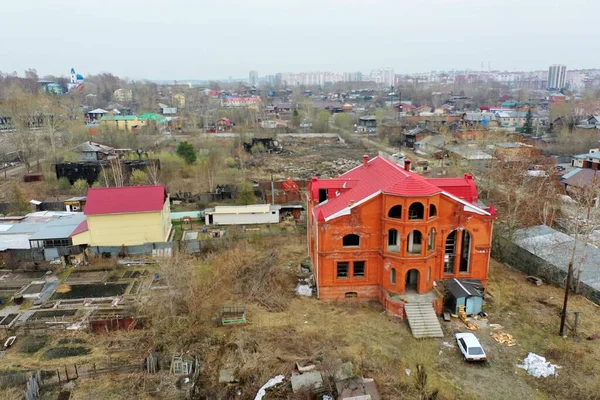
<box><xmin>146</xmin><ymin>161</ymin><xmax>161</xmax><ymax>185</ymax></box>
<box><xmin>110</xmin><ymin>158</ymin><xmax>125</xmax><ymax>187</ymax></box>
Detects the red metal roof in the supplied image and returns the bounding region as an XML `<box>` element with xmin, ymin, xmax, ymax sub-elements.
<box><xmin>311</xmin><ymin>157</ymin><xmax>443</xmax><ymax>220</ymax></box>
<box><xmin>71</xmin><ymin>220</ymin><xmax>88</xmax><ymax>235</ymax></box>
<box><xmin>426</xmin><ymin>174</ymin><xmax>478</xmax><ymax>203</ymax></box>
<box><xmin>84</xmin><ymin>186</ymin><xmax>167</xmax><ymax>215</ymax></box>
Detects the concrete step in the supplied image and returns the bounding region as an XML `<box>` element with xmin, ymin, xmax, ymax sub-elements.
<box><xmin>405</xmin><ymin>303</ymin><xmax>444</xmax><ymax>338</ymax></box>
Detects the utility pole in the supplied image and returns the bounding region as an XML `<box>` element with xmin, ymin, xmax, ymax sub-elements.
<box><xmin>559</xmin><ymin>259</ymin><xmax>574</xmax><ymax>337</ymax></box>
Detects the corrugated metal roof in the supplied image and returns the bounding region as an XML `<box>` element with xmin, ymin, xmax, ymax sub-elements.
<box><xmin>562</xmin><ymin>169</ymin><xmax>600</xmax><ymax>188</ymax></box>
<box><xmin>415</xmin><ymin>135</ymin><xmax>445</xmax><ymax>147</ymax></box>
<box><xmin>71</xmin><ymin>220</ymin><xmax>88</xmax><ymax>236</ymax></box>
<box><xmin>100</xmin><ymin>115</ymin><xmax>139</xmax><ymax>121</ymax></box>
<box><xmin>426</xmin><ymin>176</ymin><xmax>478</xmax><ymax>203</ymax></box>
<box><xmin>446</xmin><ymin>278</ymin><xmax>483</xmax><ymax>299</ymax></box>
<box><xmin>0</xmin><ymin>234</ymin><xmax>32</xmax><ymax>251</ymax></box>
<box><xmin>561</xmin><ymin>168</ymin><xmax>581</xmax><ymax>180</ymax></box>
<box><xmin>447</xmin><ymin>146</ymin><xmax>493</xmax><ymax>160</ymax></box>
<box><xmin>72</xmin><ymin>142</ymin><xmax>113</xmax><ymax>153</ymax></box>
<box><xmin>495</xmin><ymin>142</ymin><xmax>530</xmax><ymax>148</ymax></box>
<box><xmin>29</xmin><ymin>213</ymin><xmax>86</xmax><ymax>240</ymax></box>
<box><xmin>572</xmin><ymin>152</ymin><xmax>600</xmax><ymax>159</ymax></box>
<box><xmin>5</xmin><ymin>223</ymin><xmax>45</xmax><ymax>234</ymax></box>
<box><xmin>311</xmin><ymin>157</ymin><xmax>489</xmax><ymax>221</ymax></box>
<box><xmin>85</xmin><ymin>186</ymin><xmax>167</xmax><ymax>215</ymax></box>
<box><xmin>513</xmin><ymin>225</ymin><xmax>600</xmax><ymax>291</ymax></box>
<box><xmin>0</xmin><ymin>225</ymin><xmax>12</xmax><ymax>232</ymax></box>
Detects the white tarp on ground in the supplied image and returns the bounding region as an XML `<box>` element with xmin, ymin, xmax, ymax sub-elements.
<box><xmin>295</xmin><ymin>284</ymin><xmax>312</xmax><ymax>296</ymax></box>
<box><xmin>518</xmin><ymin>352</ymin><xmax>561</xmax><ymax>378</ymax></box>
<box><xmin>254</xmin><ymin>375</ymin><xmax>285</xmax><ymax>400</ymax></box>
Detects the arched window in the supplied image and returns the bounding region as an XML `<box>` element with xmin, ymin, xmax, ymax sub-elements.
<box><xmin>342</xmin><ymin>234</ymin><xmax>360</xmax><ymax>247</ymax></box>
<box><xmin>408</xmin><ymin>202</ymin><xmax>424</xmax><ymax>220</ymax></box>
<box><xmin>391</xmin><ymin>268</ymin><xmax>396</xmax><ymax>285</ymax></box>
<box><xmin>388</xmin><ymin>229</ymin><xmax>399</xmax><ymax>252</ymax></box>
<box><xmin>388</xmin><ymin>205</ymin><xmax>402</xmax><ymax>219</ymax></box>
<box><xmin>444</xmin><ymin>230</ymin><xmax>457</xmax><ymax>274</ymax></box>
<box><xmin>407</xmin><ymin>230</ymin><xmax>423</xmax><ymax>254</ymax></box>
<box><xmin>429</xmin><ymin>204</ymin><xmax>437</xmax><ymax>218</ymax></box>
<box><xmin>428</xmin><ymin>228</ymin><xmax>436</xmax><ymax>251</ymax></box>
<box><xmin>460</xmin><ymin>230</ymin><xmax>472</xmax><ymax>273</ymax></box>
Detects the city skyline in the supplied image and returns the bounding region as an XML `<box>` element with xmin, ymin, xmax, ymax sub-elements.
<box><xmin>2</xmin><ymin>0</ymin><xmax>600</xmax><ymax>80</ymax></box>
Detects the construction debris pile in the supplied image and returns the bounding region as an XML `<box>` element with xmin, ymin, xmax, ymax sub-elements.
<box><xmin>457</xmin><ymin>306</ymin><xmax>479</xmax><ymax>331</ymax></box>
<box><xmin>490</xmin><ymin>331</ymin><xmax>516</xmax><ymax>346</ymax></box>
<box><xmin>320</xmin><ymin>159</ymin><xmax>362</xmax><ymax>176</ymax></box>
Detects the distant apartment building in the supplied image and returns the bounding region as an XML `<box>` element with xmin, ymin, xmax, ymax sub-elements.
<box><xmin>343</xmin><ymin>72</ymin><xmax>363</xmax><ymax>82</ymax></box>
<box><xmin>249</xmin><ymin>70</ymin><xmax>259</xmax><ymax>86</ymax></box>
<box><xmin>548</xmin><ymin>65</ymin><xmax>567</xmax><ymax>90</ymax></box>
<box><xmin>280</xmin><ymin>71</ymin><xmax>344</xmax><ymax>87</ymax></box>
<box><xmin>371</xmin><ymin>68</ymin><xmax>394</xmax><ymax>86</ymax></box>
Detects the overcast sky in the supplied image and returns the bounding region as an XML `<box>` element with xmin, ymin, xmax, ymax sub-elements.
<box><xmin>1</xmin><ymin>0</ymin><xmax>597</xmax><ymax>80</ymax></box>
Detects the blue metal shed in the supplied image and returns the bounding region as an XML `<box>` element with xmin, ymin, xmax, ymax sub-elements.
<box><xmin>445</xmin><ymin>278</ymin><xmax>484</xmax><ymax>316</ymax></box>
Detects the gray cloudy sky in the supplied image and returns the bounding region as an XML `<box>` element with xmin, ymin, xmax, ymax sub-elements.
<box><xmin>1</xmin><ymin>0</ymin><xmax>597</xmax><ymax>80</ymax></box>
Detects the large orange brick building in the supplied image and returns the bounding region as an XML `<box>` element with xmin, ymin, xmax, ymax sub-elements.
<box><xmin>307</xmin><ymin>156</ymin><xmax>495</xmax><ymax>316</ymax></box>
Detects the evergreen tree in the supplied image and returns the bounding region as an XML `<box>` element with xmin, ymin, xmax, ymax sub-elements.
<box><xmin>176</xmin><ymin>141</ymin><xmax>197</xmax><ymax>164</ymax></box>
<box><xmin>8</xmin><ymin>182</ymin><xmax>30</xmax><ymax>216</ymax></box>
<box><xmin>522</xmin><ymin>109</ymin><xmax>534</xmax><ymax>134</ymax></box>
<box><xmin>291</xmin><ymin>109</ymin><xmax>301</xmax><ymax>128</ymax></box>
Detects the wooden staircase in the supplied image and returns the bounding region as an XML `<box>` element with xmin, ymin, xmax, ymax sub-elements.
<box><xmin>404</xmin><ymin>302</ymin><xmax>444</xmax><ymax>338</ymax></box>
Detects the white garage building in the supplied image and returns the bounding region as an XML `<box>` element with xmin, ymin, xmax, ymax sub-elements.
<box><xmin>204</xmin><ymin>204</ymin><xmax>281</xmax><ymax>226</ymax></box>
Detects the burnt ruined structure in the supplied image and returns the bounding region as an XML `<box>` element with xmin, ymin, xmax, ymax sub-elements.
<box><xmin>55</xmin><ymin>160</ymin><xmax>160</xmax><ymax>185</ymax></box>
<box><xmin>243</xmin><ymin>138</ymin><xmax>282</xmax><ymax>153</ymax></box>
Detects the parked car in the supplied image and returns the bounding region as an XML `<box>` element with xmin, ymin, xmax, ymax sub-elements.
<box><xmin>455</xmin><ymin>332</ymin><xmax>487</xmax><ymax>362</ymax></box>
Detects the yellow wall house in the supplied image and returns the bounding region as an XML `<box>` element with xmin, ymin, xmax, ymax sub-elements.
<box><xmin>99</xmin><ymin>115</ymin><xmax>147</xmax><ymax>132</ymax></box>
<box><xmin>71</xmin><ymin>186</ymin><xmax>172</xmax><ymax>246</ymax></box>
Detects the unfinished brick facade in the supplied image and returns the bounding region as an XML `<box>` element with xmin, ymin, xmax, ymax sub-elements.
<box><xmin>307</xmin><ymin>156</ymin><xmax>495</xmax><ymax>316</ymax></box>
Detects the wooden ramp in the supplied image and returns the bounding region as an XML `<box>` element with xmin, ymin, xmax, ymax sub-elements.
<box><xmin>404</xmin><ymin>302</ymin><xmax>444</xmax><ymax>338</ymax></box>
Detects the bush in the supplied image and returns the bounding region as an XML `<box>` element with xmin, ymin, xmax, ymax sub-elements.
<box><xmin>224</xmin><ymin>157</ymin><xmax>238</xmax><ymax>169</ymax></box>
<box><xmin>333</xmin><ymin>113</ymin><xmax>353</xmax><ymax>131</ymax></box>
<box><xmin>71</xmin><ymin>179</ymin><xmax>89</xmax><ymax>196</ymax></box>
<box><xmin>250</xmin><ymin>143</ymin><xmax>266</xmax><ymax>155</ymax></box>
<box><xmin>313</xmin><ymin>110</ymin><xmax>331</xmax><ymax>133</ymax></box>
<box><xmin>57</xmin><ymin>177</ymin><xmax>71</xmax><ymax>193</ymax></box>
<box><xmin>130</xmin><ymin>169</ymin><xmax>149</xmax><ymax>186</ymax></box>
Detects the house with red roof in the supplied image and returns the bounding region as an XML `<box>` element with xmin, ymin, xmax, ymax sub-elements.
<box><xmin>307</xmin><ymin>156</ymin><xmax>495</xmax><ymax>317</ymax></box>
<box><xmin>71</xmin><ymin>186</ymin><xmax>171</xmax><ymax>246</ymax></box>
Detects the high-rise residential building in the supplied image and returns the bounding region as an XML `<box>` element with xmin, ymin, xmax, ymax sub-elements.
<box><xmin>371</xmin><ymin>68</ymin><xmax>395</xmax><ymax>86</ymax></box>
<box><xmin>249</xmin><ymin>70</ymin><xmax>259</xmax><ymax>86</ymax></box>
<box><xmin>343</xmin><ymin>72</ymin><xmax>363</xmax><ymax>82</ymax></box>
<box><xmin>548</xmin><ymin>65</ymin><xmax>566</xmax><ymax>90</ymax></box>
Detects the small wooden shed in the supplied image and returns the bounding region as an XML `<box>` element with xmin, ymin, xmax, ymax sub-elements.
<box><xmin>445</xmin><ymin>278</ymin><xmax>484</xmax><ymax>316</ymax></box>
